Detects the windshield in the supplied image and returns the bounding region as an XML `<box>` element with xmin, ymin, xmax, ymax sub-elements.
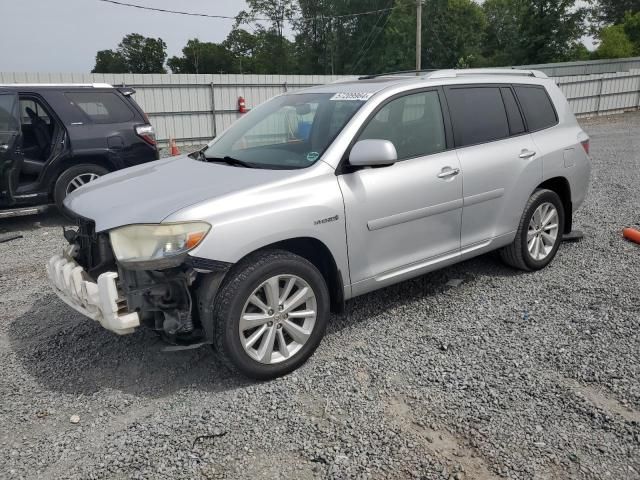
<box><xmin>203</xmin><ymin>93</ymin><xmax>367</xmax><ymax>169</ymax></box>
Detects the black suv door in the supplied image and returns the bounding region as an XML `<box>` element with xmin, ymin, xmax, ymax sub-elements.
<box><xmin>0</xmin><ymin>90</ymin><xmax>22</xmax><ymax>204</ymax></box>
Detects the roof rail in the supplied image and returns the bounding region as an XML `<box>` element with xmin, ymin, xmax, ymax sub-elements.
<box><xmin>358</xmin><ymin>69</ymin><xmax>438</xmax><ymax>80</ymax></box>
<box><xmin>426</xmin><ymin>68</ymin><xmax>548</xmax><ymax>79</ymax></box>
<box><xmin>0</xmin><ymin>83</ymin><xmax>114</xmax><ymax>88</ymax></box>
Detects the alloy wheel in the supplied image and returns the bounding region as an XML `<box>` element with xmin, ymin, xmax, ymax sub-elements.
<box><xmin>239</xmin><ymin>274</ymin><xmax>317</xmax><ymax>364</ymax></box>
<box><xmin>65</xmin><ymin>173</ymin><xmax>100</xmax><ymax>195</ymax></box>
<box><xmin>527</xmin><ymin>202</ymin><xmax>559</xmax><ymax>261</ymax></box>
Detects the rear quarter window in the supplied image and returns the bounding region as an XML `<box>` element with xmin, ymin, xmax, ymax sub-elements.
<box><xmin>64</xmin><ymin>91</ymin><xmax>134</xmax><ymax>124</ymax></box>
<box><xmin>514</xmin><ymin>85</ymin><xmax>558</xmax><ymax>132</ymax></box>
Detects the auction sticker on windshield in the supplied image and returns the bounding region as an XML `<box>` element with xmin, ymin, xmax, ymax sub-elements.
<box><xmin>330</xmin><ymin>92</ymin><xmax>373</xmax><ymax>101</ymax></box>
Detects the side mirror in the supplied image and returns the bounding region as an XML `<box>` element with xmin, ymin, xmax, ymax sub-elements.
<box><xmin>348</xmin><ymin>139</ymin><xmax>398</xmax><ymax>167</ymax></box>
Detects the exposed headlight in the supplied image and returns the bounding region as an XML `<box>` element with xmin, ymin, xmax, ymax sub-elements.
<box><xmin>109</xmin><ymin>222</ymin><xmax>211</xmax><ymax>265</ymax></box>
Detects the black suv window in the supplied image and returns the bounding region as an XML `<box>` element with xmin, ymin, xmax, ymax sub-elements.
<box><xmin>0</xmin><ymin>94</ymin><xmax>18</xmax><ymax>131</ymax></box>
<box><xmin>446</xmin><ymin>87</ymin><xmax>510</xmax><ymax>147</ymax></box>
<box><xmin>514</xmin><ymin>86</ymin><xmax>557</xmax><ymax>131</ymax></box>
<box><xmin>358</xmin><ymin>90</ymin><xmax>446</xmax><ymax>160</ymax></box>
<box><xmin>65</xmin><ymin>91</ymin><xmax>134</xmax><ymax>124</ymax></box>
<box><xmin>20</xmin><ymin>98</ymin><xmax>51</xmax><ymax>126</ymax></box>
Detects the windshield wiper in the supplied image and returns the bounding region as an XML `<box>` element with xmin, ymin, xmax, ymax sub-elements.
<box><xmin>204</xmin><ymin>155</ymin><xmax>256</xmax><ymax>168</ymax></box>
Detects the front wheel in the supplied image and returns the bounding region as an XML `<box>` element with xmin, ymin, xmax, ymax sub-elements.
<box><xmin>211</xmin><ymin>250</ymin><xmax>330</xmax><ymax>380</ymax></box>
<box><xmin>500</xmin><ymin>189</ymin><xmax>565</xmax><ymax>271</ymax></box>
<box><xmin>54</xmin><ymin>164</ymin><xmax>108</xmax><ymax>216</ymax></box>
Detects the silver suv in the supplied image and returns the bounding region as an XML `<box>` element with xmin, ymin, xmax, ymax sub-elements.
<box><xmin>47</xmin><ymin>69</ymin><xmax>591</xmax><ymax>379</ymax></box>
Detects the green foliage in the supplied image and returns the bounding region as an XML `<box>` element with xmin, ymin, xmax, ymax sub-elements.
<box><xmin>623</xmin><ymin>11</ymin><xmax>640</xmax><ymax>48</ymax></box>
<box><xmin>167</xmin><ymin>40</ymin><xmax>234</xmax><ymax>74</ymax></box>
<box><xmin>95</xmin><ymin>1</ymin><xmax>635</xmax><ymax>75</ymax></box>
<box><xmin>92</xmin><ymin>33</ymin><xmax>167</xmax><ymax>74</ymax></box>
<box><xmin>591</xmin><ymin>0</ymin><xmax>640</xmax><ymax>25</ymax></box>
<box><xmin>595</xmin><ymin>25</ymin><xmax>636</xmax><ymax>59</ymax></box>
<box><xmin>482</xmin><ymin>0</ymin><xmax>588</xmax><ymax>65</ymax></box>
<box><xmin>92</xmin><ymin>50</ymin><xmax>128</xmax><ymax>74</ymax></box>
<box><xmin>236</xmin><ymin>0</ymin><xmax>299</xmax><ymax>73</ymax></box>
<box><xmin>423</xmin><ymin>0</ymin><xmax>487</xmax><ymax>69</ymax></box>
<box><xmin>482</xmin><ymin>0</ymin><xmax>525</xmax><ymax>66</ymax></box>
<box><xmin>516</xmin><ymin>0</ymin><xmax>587</xmax><ymax>64</ymax></box>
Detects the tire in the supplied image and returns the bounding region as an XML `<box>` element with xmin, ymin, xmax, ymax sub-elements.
<box><xmin>500</xmin><ymin>189</ymin><xmax>565</xmax><ymax>271</ymax></box>
<box><xmin>53</xmin><ymin>164</ymin><xmax>108</xmax><ymax>216</ymax></box>
<box><xmin>211</xmin><ymin>249</ymin><xmax>330</xmax><ymax>380</ymax></box>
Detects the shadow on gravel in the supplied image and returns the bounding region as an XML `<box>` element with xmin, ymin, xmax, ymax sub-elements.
<box><xmin>8</xmin><ymin>295</ymin><xmax>251</xmax><ymax>398</ymax></box>
<box><xmin>8</xmin><ymin>253</ymin><xmax>524</xmax><ymax>398</ymax></box>
<box><xmin>328</xmin><ymin>252</ymin><xmax>524</xmax><ymax>334</ymax></box>
<box><xmin>0</xmin><ymin>208</ymin><xmax>69</xmax><ymax>233</ymax></box>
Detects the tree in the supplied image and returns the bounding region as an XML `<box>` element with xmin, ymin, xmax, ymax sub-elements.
<box><xmin>622</xmin><ymin>11</ymin><xmax>640</xmax><ymax>49</ymax></box>
<box><xmin>482</xmin><ymin>0</ymin><xmax>526</xmax><ymax>66</ymax></box>
<box><xmin>595</xmin><ymin>24</ymin><xmax>635</xmax><ymax>58</ymax></box>
<box><xmin>167</xmin><ymin>39</ymin><xmax>235</xmax><ymax>73</ymax></box>
<box><xmin>224</xmin><ymin>29</ymin><xmax>259</xmax><ymax>73</ymax></box>
<box><xmin>482</xmin><ymin>0</ymin><xmax>587</xmax><ymax>65</ymax></box>
<box><xmin>590</xmin><ymin>0</ymin><xmax>640</xmax><ymax>25</ymax></box>
<box><xmin>92</xmin><ymin>33</ymin><xmax>167</xmax><ymax>73</ymax></box>
<box><xmin>295</xmin><ymin>0</ymin><xmax>395</xmax><ymax>75</ymax></box>
<box><xmin>92</xmin><ymin>50</ymin><xmax>128</xmax><ymax>73</ymax></box>
<box><xmin>236</xmin><ymin>0</ymin><xmax>299</xmax><ymax>73</ymax></box>
<box><xmin>422</xmin><ymin>0</ymin><xmax>487</xmax><ymax>68</ymax></box>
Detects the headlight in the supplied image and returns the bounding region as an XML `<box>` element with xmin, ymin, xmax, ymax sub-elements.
<box><xmin>109</xmin><ymin>222</ymin><xmax>211</xmax><ymax>265</ymax></box>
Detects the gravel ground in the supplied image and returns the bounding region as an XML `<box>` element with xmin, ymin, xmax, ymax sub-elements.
<box><xmin>1</xmin><ymin>113</ymin><xmax>639</xmax><ymax>480</ymax></box>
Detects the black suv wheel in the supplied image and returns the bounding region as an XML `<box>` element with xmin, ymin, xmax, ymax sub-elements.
<box><xmin>54</xmin><ymin>164</ymin><xmax>108</xmax><ymax>215</ymax></box>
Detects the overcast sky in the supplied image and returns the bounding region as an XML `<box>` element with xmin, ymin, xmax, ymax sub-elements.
<box><xmin>1</xmin><ymin>0</ymin><xmax>594</xmax><ymax>73</ymax></box>
<box><xmin>1</xmin><ymin>0</ymin><xmax>249</xmax><ymax>72</ymax></box>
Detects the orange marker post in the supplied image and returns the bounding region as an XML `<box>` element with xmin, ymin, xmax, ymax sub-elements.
<box><xmin>622</xmin><ymin>227</ymin><xmax>640</xmax><ymax>245</ymax></box>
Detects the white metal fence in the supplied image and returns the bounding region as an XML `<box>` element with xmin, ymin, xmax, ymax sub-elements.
<box><xmin>1</xmin><ymin>65</ymin><xmax>639</xmax><ymax>146</ymax></box>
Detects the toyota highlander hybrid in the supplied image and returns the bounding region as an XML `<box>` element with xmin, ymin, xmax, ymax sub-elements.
<box><xmin>46</xmin><ymin>69</ymin><xmax>591</xmax><ymax>379</ymax></box>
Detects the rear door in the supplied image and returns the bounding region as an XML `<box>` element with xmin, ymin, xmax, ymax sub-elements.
<box><xmin>0</xmin><ymin>90</ymin><xmax>22</xmax><ymax>203</ymax></box>
<box><xmin>444</xmin><ymin>84</ymin><xmax>542</xmax><ymax>247</ymax></box>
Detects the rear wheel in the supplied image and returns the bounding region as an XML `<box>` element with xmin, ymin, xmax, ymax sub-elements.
<box><xmin>54</xmin><ymin>164</ymin><xmax>108</xmax><ymax>216</ymax></box>
<box><xmin>211</xmin><ymin>249</ymin><xmax>329</xmax><ymax>380</ymax></box>
<box><xmin>500</xmin><ymin>189</ymin><xmax>565</xmax><ymax>271</ymax></box>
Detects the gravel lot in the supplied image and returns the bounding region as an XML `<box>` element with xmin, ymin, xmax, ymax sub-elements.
<box><xmin>1</xmin><ymin>113</ymin><xmax>639</xmax><ymax>480</ymax></box>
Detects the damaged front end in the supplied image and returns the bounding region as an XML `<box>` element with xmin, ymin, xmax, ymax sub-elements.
<box><xmin>48</xmin><ymin>217</ymin><xmax>230</xmax><ymax>348</ymax></box>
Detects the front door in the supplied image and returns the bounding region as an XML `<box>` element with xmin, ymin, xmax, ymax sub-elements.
<box><xmin>0</xmin><ymin>91</ymin><xmax>22</xmax><ymax>204</ymax></box>
<box><xmin>338</xmin><ymin>89</ymin><xmax>463</xmax><ymax>294</ymax></box>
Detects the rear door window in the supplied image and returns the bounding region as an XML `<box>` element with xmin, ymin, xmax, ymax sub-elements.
<box><xmin>64</xmin><ymin>91</ymin><xmax>134</xmax><ymax>124</ymax></box>
<box><xmin>514</xmin><ymin>85</ymin><xmax>558</xmax><ymax>131</ymax></box>
<box><xmin>19</xmin><ymin>99</ymin><xmax>51</xmax><ymax>126</ymax></box>
<box><xmin>446</xmin><ymin>87</ymin><xmax>510</xmax><ymax>147</ymax></box>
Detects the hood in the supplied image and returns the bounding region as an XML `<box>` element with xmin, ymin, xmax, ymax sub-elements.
<box><xmin>65</xmin><ymin>155</ymin><xmax>301</xmax><ymax>232</ymax></box>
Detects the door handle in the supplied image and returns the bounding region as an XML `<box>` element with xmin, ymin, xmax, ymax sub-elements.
<box><xmin>437</xmin><ymin>167</ymin><xmax>460</xmax><ymax>179</ymax></box>
<box><xmin>519</xmin><ymin>150</ymin><xmax>536</xmax><ymax>159</ymax></box>
<box><xmin>0</xmin><ymin>144</ymin><xmax>9</xmax><ymax>152</ymax></box>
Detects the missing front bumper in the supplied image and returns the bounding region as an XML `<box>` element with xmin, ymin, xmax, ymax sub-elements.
<box><xmin>46</xmin><ymin>254</ymin><xmax>140</xmax><ymax>335</ymax></box>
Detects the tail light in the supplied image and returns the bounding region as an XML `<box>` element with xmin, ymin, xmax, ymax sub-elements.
<box><xmin>136</xmin><ymin>124</ymin><xmax>156</xmax><ymax>146</ymax></box>
<box><xmin>580</xmin><ymin>139</ymin><xmax>590</xmax><ymax>155</ymax></box>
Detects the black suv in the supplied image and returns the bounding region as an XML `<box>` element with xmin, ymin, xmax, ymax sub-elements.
<box><xmin>0</xmin><ymin>83</ymin><xmax>159</xmax><ymax>216</ymax></box>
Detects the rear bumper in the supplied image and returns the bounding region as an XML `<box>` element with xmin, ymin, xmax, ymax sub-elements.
<box><xmin>46</xmin><ymin>253</ymin><xmax>140</xmax><ymax>335</ymax></box>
